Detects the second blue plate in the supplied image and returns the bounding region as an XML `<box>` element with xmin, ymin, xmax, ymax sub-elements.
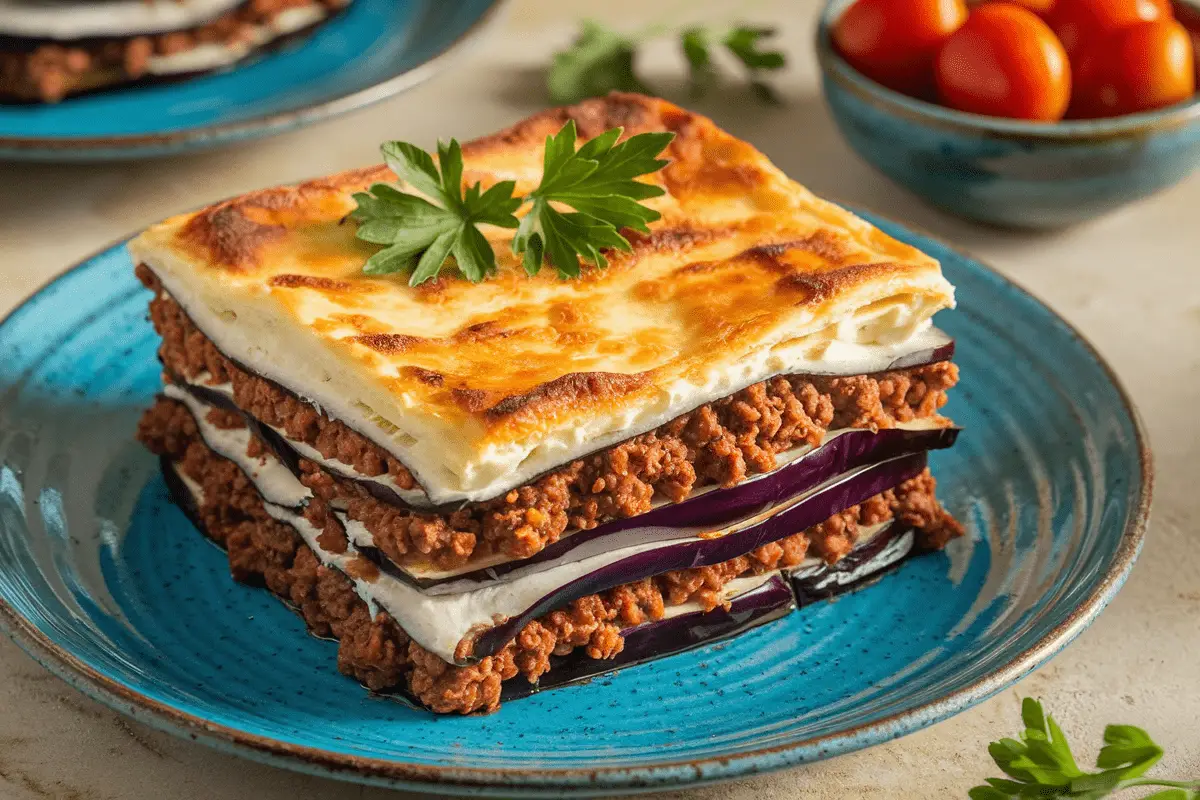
<box><xmin>0</xmin><ymin>212</ymin><xmax>1150</xmax><ymax>796</ymax></box>
<box><xmin>0</xmin><ymin>0</ymin><xmax>507</xmax><ymax>161</ymax></box>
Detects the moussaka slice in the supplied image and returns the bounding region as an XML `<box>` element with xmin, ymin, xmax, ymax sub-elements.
<box><xmin>131</xmin><ymin>93</ymin><xmax>964</xmax><ymax>713</ymax></box>
<box><xmin>0</xmin><ymin>0</ymin><xmax>350</xmax><ymax>103</ymax></box>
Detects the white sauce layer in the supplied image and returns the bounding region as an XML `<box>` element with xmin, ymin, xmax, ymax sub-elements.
<box><xmin>0</xmin><ymin>0</ymin><xmax>246</xmax><ymax>39</ymax></box>
<box><xmin>168</xmin><ymin>385</ymin><xmax>925</xmax><ymax>663</ymax></box>
<box><xmin>173</xmin><ymin>437</ymin><xmax>907</xmax><ymax>663</ymax></box>
<box><xmin>181</xmin><ymin>374</ymin><xmax>427</xmax><ymax>506</ymax></box>
<box><xmin>789</xmin><ymin>526</ymin><xmax>915</xmax><ymax>590</ymax></box>
<box><xmin>164</xmin><ymin>383</ymin><xmax>309</xmax><ymax>507</ymax></box>
<box><xmin>657</xmin><ymin>519</ymin><xmax>902</xmax><ymax>620</ymax></box>
<box><xmin>146</xmin><ymin>5</ymin><xmax>328</xmax><ymax>75</ymax></box>
<box><xmin>149</xmin><ymin>274</ymin><xmax>950</xmax><ymax>506</ymax></box>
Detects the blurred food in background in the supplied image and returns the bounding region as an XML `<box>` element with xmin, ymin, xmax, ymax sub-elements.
<box><xmin>546</xmin><ymin>19</ymin><xmax>787</xmax><ymax>104</ymax></box>
<box><xmin>0</xmin><ymin>0</ymin><xmax>353</xmax><ymax>103</ymax></box>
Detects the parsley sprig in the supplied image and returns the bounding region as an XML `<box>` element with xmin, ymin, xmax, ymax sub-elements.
<box><xmin>513</xmin><ymin>121</ymin><xmax>671</xmax><ymax>277</ymax></box>
<box><xmin>971</xmin><ymin>699</ymin><xmax>1199</xmax><ymax>800</ymax></box>
<box><xmin>548</xmin><ymin>20</ymin><xmax>786</xmax><ymax>105</ymax></box>
<box><xmin>352</xmin><ymin>140</ymin><xmax>521</xmax><ymax>284</ymax></box>
<box><xmin>351</xmin><ymin>121</ymin><xmax>674</xmax><ymax>285</ymax></box>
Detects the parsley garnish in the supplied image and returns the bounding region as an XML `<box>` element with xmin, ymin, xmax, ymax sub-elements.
<box><xmin>513</xmin><ymin>121</ymin><xmax>672</xmax><ymax>277</ymax></box>
<box><xmin>352</xmin><ymin>140</ymin><xmax>521</xmax><ymax>283</ymax></box>
<box><xmin>548</xmin><ymin>20</ymin><xmax>786</xmax><ymax>105</ymax></box>
<box><xmin>351</xmin><ymin>121</ymin><xmax>673</xmax><ymax>285</ymax></box>
<box><xmin>971</xmin><ymin>698</ymin><xmax>1199</xmax><ymax>799</ymax></box>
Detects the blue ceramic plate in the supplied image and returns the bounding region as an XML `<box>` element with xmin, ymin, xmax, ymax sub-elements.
<box><xmin>0</xmin><ymin>213</ymin><xmax>1150</xmax><ymax>797</ymax></box>
<box><xmin>0</xmin><ymin>0</ymin><xmax>507</xmax><ymax>161</ymax></box>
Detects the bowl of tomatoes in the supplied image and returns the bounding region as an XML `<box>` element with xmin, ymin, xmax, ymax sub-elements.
<box><xmin>817</xmin><ymin>0</ymin><xmax>1200</xmax><ymax>228</ymax></box>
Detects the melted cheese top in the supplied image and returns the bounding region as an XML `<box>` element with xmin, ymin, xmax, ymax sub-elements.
<box><xmin>128</xmin><ymin>94</ymin><xmax>955</xmax><ymax>505</ymax></box>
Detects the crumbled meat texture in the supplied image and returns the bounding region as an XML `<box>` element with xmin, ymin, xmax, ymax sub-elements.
<box><xmin>0</xmin><ymin>0</ymin><xmax>348</xmax><ymax>103</ymax></box>
<box><xmin>137</xmin><ymin>265</ymin><xmax>416</xmax><ymax>489</ymax></box>
<box><xmin>138</xmin><ymin>268</ymin><xmax>959</xmax><ymax>573</ymax></box>
<box><xmin>142</xmin><ymin>407</ymin><xmax>960</xmax><ymax>715</ymax></box>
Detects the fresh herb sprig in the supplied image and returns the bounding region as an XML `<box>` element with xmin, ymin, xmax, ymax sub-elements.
<box><xmin>971</xmin><ymin>698</ymin><xmax>1199</xmax><ymax>800</ymax></box>
<box><xmin>351</xmin><ymin>121</ymin><xmax>673</xmax><ymax>285</ymax></box>
<box><xmin>548</xmin><ymin>20</ymin><xmax>786</xmax><ymax>106</ymax></box>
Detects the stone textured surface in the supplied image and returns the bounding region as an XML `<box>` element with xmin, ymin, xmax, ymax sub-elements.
<box><xmin>0</xmin><ymin>1</ymin><xmax>1197</xmax><ymax>797</ymax></box>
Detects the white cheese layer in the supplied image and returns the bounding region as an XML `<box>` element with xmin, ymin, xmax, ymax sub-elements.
<box><xmin>177</xmin><ymin>455</ymin><xmax>903</xmax><ymax>664</ymax></box>
<box><xmin>0</xmin><ymin>0</ymin><xmax>246</xmax><ymax>39</ymax></box>
<box><xmin>789</xmin><ymin>526</ymin><xmax>915</xmax><ymax>591</ymax></box>
<box><xmin>657</xmin><ymin>519</ymin><xmax>897</xmax><ymax>619</ymax></box>
<box><xmin>154</xmin><ymin>274</ymin><xmax>950</xmax><ymax>506</ymax></box>
<box><xmin>167</xmin><ymin>385</ymin><xmax>925</xmax><ymax>662</ymax></box>
<box><xmin>164</xmin><ymin>383</ymin><xmax>309</xmax><ymax>508</ymax></box>
<box><xmin>146</xmin><ymin>5</ymin><xmax>329</xmax><ymax>76</ymax></box>
<box><xmin>179</xmin><ymin>374</ymin><xmax>428</xmax><ymax>506</ymax></box>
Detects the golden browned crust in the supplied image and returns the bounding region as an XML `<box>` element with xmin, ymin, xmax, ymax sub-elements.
<box><xmin>130</xmin><ymin>93</ymin><xmax>954</xmax><ymax>485</ymax></box>
<box><xmin>142</xmin><ymin>274</ymin><xmax>959</xmax><ymax>570</ymax></box>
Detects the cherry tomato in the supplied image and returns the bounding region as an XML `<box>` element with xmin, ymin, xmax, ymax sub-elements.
<box><xmin>1070</xmin><ymin>18</ymin><xmax>1195</xmax><ymax>116</ymax></box>
<box><xmin>971</xmin><ymin>0</ymin><xmax>1054</xmax><ymax>13</ymax></box>
<box><xmin>935</xmin><ymin>3</ymin><xmax>1072</xmax><ymax>120</ymax></box>
<box><xmin>833</xmin><ymin>0</ymin><xmax>969</xmax><ymax>98</ymax></box>
<box><xmin>1044</xmin><ymin>0</ymin><xmax>1172</xmax><ymax>56</ymax></box>
<box><xmin>1192</xmin><ymin>27</ymin><xmax>1200</xmax><ymax>83</ymax></box>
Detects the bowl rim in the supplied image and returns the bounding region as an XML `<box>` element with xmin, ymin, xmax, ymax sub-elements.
<box><xmin>816</xmin><ymin>0</ymin><xmax>1200</xmax><ymax>141</ymax></box>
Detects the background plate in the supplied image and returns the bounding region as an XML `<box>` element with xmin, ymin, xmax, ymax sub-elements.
<box><xmin>0</xmin><ymin>0</ymin><xmax>507</xmax><ymax>161</ymax></box>
<box><xmin>0</xmin><ymin>213</ymin><xmax>1150</xmax><ymax>797</ymax></box>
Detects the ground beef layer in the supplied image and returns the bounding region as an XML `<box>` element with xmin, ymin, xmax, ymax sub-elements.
<box><xmin>138</xmin><ymin>265</ymin><xmax>960</xmax><ymax>573</ymax></box>
<box><xmin>0</xmin><ymin>0</ymin><xmax>346</xmax><ymax>103</ymax></box>
<box><xmin>140</xmin><ymin>398</ymin><xmax>962</xmax><ymax>714</ymax></box>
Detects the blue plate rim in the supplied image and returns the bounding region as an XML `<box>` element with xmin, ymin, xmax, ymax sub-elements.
<box><xmin>0</xmin><ymin>0</ymin><xmax>512</xmax><ymax>155</ymax></box>
<box><xmin>0</xmin><ymin>213</ymin><xmax>1153</xmax><ymax>796</ymax></box>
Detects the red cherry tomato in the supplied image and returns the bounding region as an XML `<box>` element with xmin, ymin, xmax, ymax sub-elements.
<box><xmin>935</xmin><ymin>3</ymin><xmax>1072</xmax><ymax>120</ymax></box>
<box><xmin>1071</xmin><ymin>18</ymin><xmax>1195</xmax><ymax>116</ymax></box>
<box><xmin>1044</xmin><ymin>0</ymin><xmax>1172</xmax><ymax>56</ymax></box>
<box><xmin>833</xmin><ymin>0</ymin><xmax>970</xmax><ymax>98</ymax></box>
<box><xmin>972</xmin><ymin>0</ymin><xmax>1054</xmax><ymax>13</ymax></box>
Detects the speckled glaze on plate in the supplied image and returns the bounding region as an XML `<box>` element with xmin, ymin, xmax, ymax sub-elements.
<box><xmin>0</xmin><ymin>212</ymin><xmax>1151</xmax><ymax>797</ymax></box>
<box><xmin>0</xmin><ymin>0</ymin><xmax>508</xmax><ymax>161</ymax></box>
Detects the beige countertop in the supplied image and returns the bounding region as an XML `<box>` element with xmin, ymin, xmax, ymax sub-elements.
<box><xmin>0</xmin><ymin>1</ymin><xmax>1197</xmax><ymax>797</ymax></box>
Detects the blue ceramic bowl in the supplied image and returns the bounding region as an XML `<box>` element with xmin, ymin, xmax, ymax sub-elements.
<box><xmin>816</xmin><ymin>0</ymin><xmax>1200</xmax><ymax>228</ymax></box>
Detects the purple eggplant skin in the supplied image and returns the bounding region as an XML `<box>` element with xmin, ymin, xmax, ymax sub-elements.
<box><xmin>503</xmin><ymin>522</ymin><xmax>924</xmax><ymax>701</ymax></box>
<box><xmin>499</xmin><ymin>574</ymin><xmax>798</xmax><ymax>701</ymax></box>
<box><xmin>168</xmin><ymin>335</ymin><xmax>955</xmax><ymax>515</ymax></box>
<box><xmin>167</xmin><ymin>452</ymin><xmax>924</xmax><ymax>713</ymax></box>
<box><xmin>504</xmin><ymin>523</ymin><xmax>925</xmax><ymax>700</ymax></box>
<box><xmin>468</xmin><ymin>452</ymin><xmax>928</xmax><ymax>660</ymax></box>
<box><xmin>411</xmin><ymin>428</ymin><xmax>957</xmax><ymax>591</ymax></box>
<box><xmin>168</xmin><ymin>382</ymin><xmax>941</xmax><ymax>662</ymax></box>
<box><xmin>178</xmin><ymin>376</ymin><xmax>958</xmax><ymax>596</ymax></box>
<box><xmin>350</xmin><ymin>427</ymin><xmax>955</xmax><ymax>593</ymax></box>
<box><xmin>789</xmin><ymin>521</ymin><xmax>915</xmax><ymax>604</ymax></box>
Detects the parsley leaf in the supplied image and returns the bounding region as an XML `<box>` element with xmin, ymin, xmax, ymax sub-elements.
<box><xmin>680</xmin><ymin>27</ymin><xmax>717</xmax><ymax>97</ymax></box>
<box><xmin>546</xmin><ymin>20</ymin><xmax>650</xmax><ymax>105</ymax></box>
<box><xmin>547</xmin><ymin>20</ymin><xmax>786</xmax><ymax>105</ymax></box>
<box><xmin>512</xmin><ymin>120</ymin><xmax>673</xmax><ymax>278</ymax></box>
<box><xmin>971</xmin><ymin>698</ymin><xmax>1199</xmax><ymax>799</ymax></box>
<box><xmin>351</xmin><ymin>138</ymin><xmax>520</xmax><ymax>285</ymax></box>
<box><xmin>719</xmin><ymin>25</ymin><xmax>787</xmax><ymax>104</ymax></box>
<box><xmin>351</xmin><ymin>122</ymin><xmax>673</xmax><ymax>285</ymax></box>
